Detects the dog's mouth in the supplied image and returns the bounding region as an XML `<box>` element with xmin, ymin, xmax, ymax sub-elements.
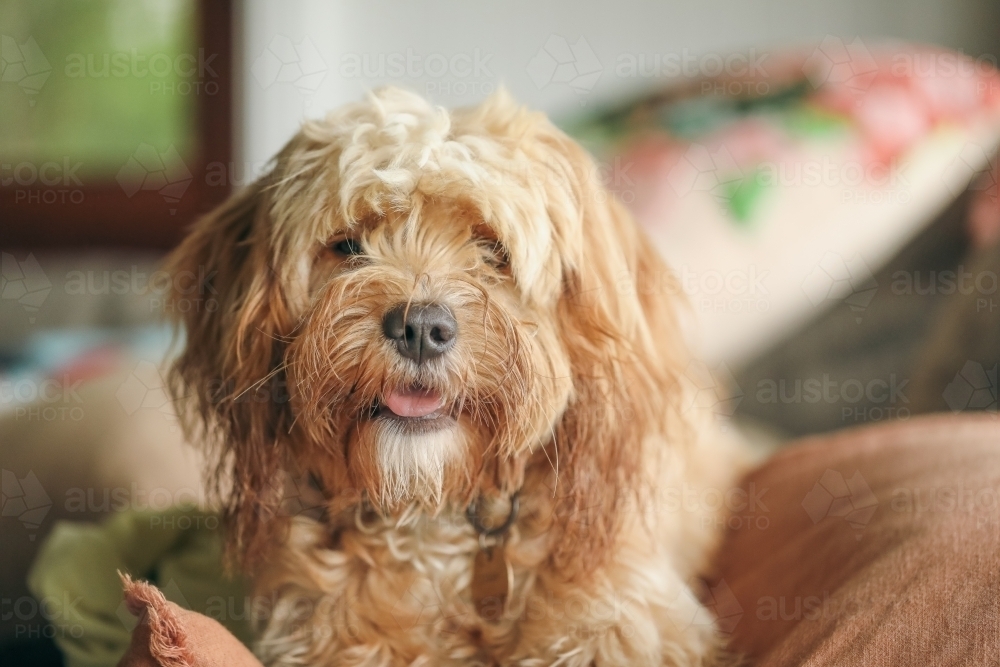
<box><xmin>372</xmin><ymin>385</ymin><xmax>453</xmax><ymax>430</ymax></box>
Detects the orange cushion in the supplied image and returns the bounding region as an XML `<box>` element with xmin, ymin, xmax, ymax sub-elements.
<box><xmin>712</xmin><ymin>414</ymin><xmax>1000</xmax><ymax>666</ymax></box>
<box><xmin>117</xmin><ymin>575</ymin><xmax>262</xmax><ymax>667</ymax></box>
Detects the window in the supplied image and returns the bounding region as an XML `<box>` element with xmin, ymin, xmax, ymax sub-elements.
<box><xmin>1</xmin><ymin>0</ymin><xmax>232</xmax><ymax>248</ymax></box>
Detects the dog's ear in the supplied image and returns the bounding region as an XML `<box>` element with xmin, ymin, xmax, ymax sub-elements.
<box><xmin>165</xmin><ymin>174</ymin><xmax>295</xmax><ymax>568</ymax></box>
<box><xmin>526</xmin><ymin>123</ymin><xmax>686</xmax><ymax>573</ymax></box>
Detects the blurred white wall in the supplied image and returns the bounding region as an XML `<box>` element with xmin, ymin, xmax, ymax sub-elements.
<box><xmin>236</xmin><ymin>0</ymin><xmax>1000</xmax><ymax>170</ymax></box>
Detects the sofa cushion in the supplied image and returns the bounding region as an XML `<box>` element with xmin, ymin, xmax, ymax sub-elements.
<box><xmin>712</xmin><ymin>414</ymin><xmax>1000</xmax><ymax>666</ymax></box>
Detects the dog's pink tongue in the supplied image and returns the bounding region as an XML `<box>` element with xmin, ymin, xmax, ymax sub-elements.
<box><xmin>384</xmin><ymin>387</ymin><xmax>443</xmax><ymax>418</ymax></box>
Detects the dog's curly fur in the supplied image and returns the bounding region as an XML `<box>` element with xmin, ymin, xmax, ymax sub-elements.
<box><xmin>166</xmin><ymin>87</ymin><xmax>747</xmax><ymax>666</ymax></box>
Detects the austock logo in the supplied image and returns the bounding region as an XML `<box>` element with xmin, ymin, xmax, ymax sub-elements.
<box><xmin>943</xmin><ymin>361</ymin><xmax>998</xmax><ymax>413</ymax></box>
<box><xmin>256</xmin><ymin>470</ymin><xmax>327</xmax><ymax>521</ymax></box>
<box><xmin>390</xmin><ymin>578</ymin><xmax>464</xmax><ymax>631</ymax></box>
<box><xmin>1</xmin><ymin>469</ymin><xmax>52</xmax><ymax>541</ymax></box>
<box><xmin>116</xmin><ymin>144</ymin><xmax>193</xmax><ymax>214</ymax></box>
<box><xmin>1</xmin><ymin>252</ymin><xmax>51</xmax><ymax>323</ymax></box>
<box><xmin>1</xmin><ymin>35</ymin><xmax>51</xmax><ymax>104</ymax></box>
<box><xmin>666</xmin><ymin>144</ymin><xmax>742</xmax><ymax>204</ymax></box>
<box><xmin>755</xmin><ymin>374</ymin><xmax>910</xmax><ymax>425</ymax></box>
<box><xmin>801</xmin><ymin>252</ymin><xmax>878</xmax><ymax>323</ymax></box>
<box><xmin>115</xmin><ymin>360</ymin><xmax>177</xmax><ymax>422</ymax></box>
<box><xmin>251</xmin><ymin>35</ymin><xmax>327</xmax><ymax>94</ymax></box>
<box><xmin>802</xmin><ymin>36</ymin><xmax>878</xmax><ymax>93</ymax></box>
<box><xmin>613</xmin><ymin>48</ymin><xmax>771</xmax><ymax>95</ymax></box>
<box><xmin>756</xmin><ymin>592</ymin><xmax>863</xmax><ymax>623</ymax></box>
<box><xmin>1</xmin><ymin>374</ymin><xmax>85</xmax><ymax>422</ymax></box>
<box><xmin>2</xmin><ymin>158</ymin><xmax>86</xmax><ymax>205</ymax></box>
<box><xmin>943</xmin><ymin>142</ymin><xmax>999</xmax><ymax>198</ymax></box>
<box><xmin>527</xmin><ymin>35</ymin><xmax>602</xmax><ymax>100</ymax></box>
<box><xmin>801</xmin><ymin>469</ymin><xmax>878</xmax><ymax>539</ymax></box>
<box><xmin>666</xmin><ymin>579</ymin><xmax>741</xmax><ymax>636</ymax></box>
<box><xmin>63</xmin><ymin>48</ymin><xmax>220</xmax><ymax>96</ymax></box>
<box><xmin>680</xmin><ymin>360</ymin><xmax>744</xmax><ymax>421</ymax></box>
<box><xmin>704</xmin><ymin>579</ymin><xmax>743</xmax><ymax>636</ymax></box>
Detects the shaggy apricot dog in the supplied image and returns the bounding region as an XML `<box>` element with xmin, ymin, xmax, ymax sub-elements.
<box><xmin>167</xmin><ymin>87</ymin><xmax>746</xmax><ymax>666</ymax></box>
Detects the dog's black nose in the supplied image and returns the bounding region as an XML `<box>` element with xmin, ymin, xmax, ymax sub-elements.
<box><xmin>382</xmin><ymin>302</ymin><xmax>457</xmax><ymax>363</ymax></box>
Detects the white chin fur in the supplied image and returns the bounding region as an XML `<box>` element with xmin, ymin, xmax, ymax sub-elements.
<box><xmin>374</xmin><ymin>419</ymin><xmax>463</xmax><ymax>505</ymax></box>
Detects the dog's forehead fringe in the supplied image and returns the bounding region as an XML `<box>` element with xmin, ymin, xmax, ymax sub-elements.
<box><xmin>284</xmin><ymin>88</ymin><xmax>574</xmax><ymax>297</ymax></box>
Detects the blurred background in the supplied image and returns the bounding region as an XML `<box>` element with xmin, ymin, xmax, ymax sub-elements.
<box><xmin>1</xmin><ymin>0</ymin><xmax>999</xmax><ymax>663</ymax></box>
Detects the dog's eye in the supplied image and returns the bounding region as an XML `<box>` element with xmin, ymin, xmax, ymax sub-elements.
<box><xmin>472</xmin><ymin>225</ymin><xmax>509</xmax><ymax>273</ymax></box>
<box><xmin>331</xmin><ymin>238</ymin><xmax>364</xmax><ymax>257</ymax></box>
<box><xmin>486</xmin><ymin>241</ymin><xmax>510</xmax><ymax>272</ymax></box>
